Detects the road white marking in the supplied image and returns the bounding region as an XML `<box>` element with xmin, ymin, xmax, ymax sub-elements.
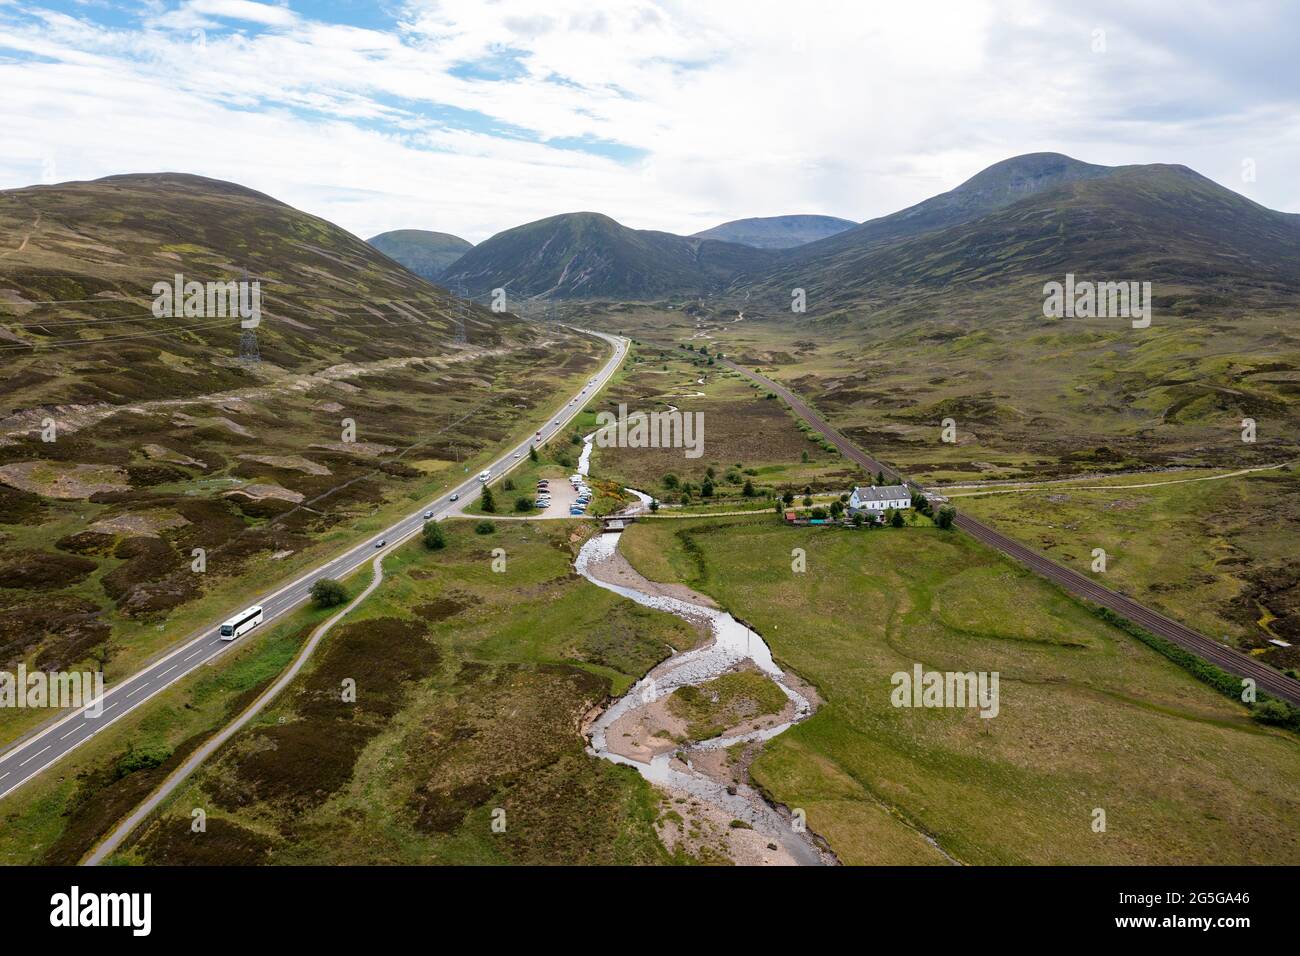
<box><xmin>60</xmin><ymin>726</ymin><xmax>83</xmax><ymax>741</ymax></box>
<box><xmin>159</xmin><ymin>665</ymin><xmax>177</xmax><ymax>677</ymax></box>
<box><xmin>184</xmin><ymin>647</ymin><xmax>206</xmax><ymax>662</ymax></box>
<box><xmin>18</xmin><ymin>746</ymin><xmax>50</xmax><ymax>767</ymax></box>
<box><xmin>0</xmin><ymin>331</ymin><xmax>627</xmax><ymax>801</ymax></box>
<box><xmin>125</xmin><ymin>683</ymin><xmax>150</xmax><ymax>698</ymax></box>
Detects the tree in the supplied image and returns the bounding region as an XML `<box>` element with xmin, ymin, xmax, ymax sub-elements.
<box><xmin>852</xmin><ymin>512</ymin><xmax>865</xmax><ymax>527</ymax></box>
<box><xmin>774</xmin><ymin>500</ymin><xmax>783</xmax><ymax>515</ymax></box>
<box><xmin>706</xmin><ymin>466</ymin><xmax>715</xmax><ymax>479</ymax></box>
<box><xmin>480</xmin><ymin>485</ymin><xmax>497</xmax><ymax>513</ymax></box>
<box><xmin>649</xmin><ymin>499</ymin><xmax>660</xmax><ymax>513</ymax></box>
<box><xmin>529</xmin><ymin>445</ymin><xmax>538</xmax><ymax>462</ymax></box>
<box><xmin>890</xmin><ymin>509</ymin><xmax>905</xmax><ymax>528</ymax></box>
<box><xmin>802</xmin><ymin>496</ymin><xmax>813</xmax><ymax>507</ymax></box>
<box><xmin>662</xmin><ymin>473</ymin><xmax>679</xmax><ymax>489</ymax></box>
<box><xmin>801</xmin><ymin>450</ymin><xmax>809</xmax><ymax>463</ymax></box>
<box><xmin>830</xmin><ymin>500</ymin><xmax>843</xmax><ymax>517</ymax></box>
<box><xmin>810</xmin><ymin>506</ymin><xmax>826</xmax><ymax>519</ymax></box>
<box><xmin>936</xmin><ymin>506</ymin><xmax>956</xmax><ymax>530</ymax></box>
<box><xmin>701</xmin><ymin>479</ymin><xmax>715</xmax><ymax>498</ymax></box>
<box><xmin>422</xmin><ymin>520</ymin><xmax>446</xmax><ymax>550</ymax></box>
<box><xmin>742</xmin><ymin>479</ymin><xmax>756</xmax><ymax>497</ymax></box>
<box><xmin>311</xmin><ymin>577</ymin><xmax>347</xmax><ymax>608</ymax></box>
<box><xmin>782</xmin><ymin>490</ymin><xmax>795</xmax><ymax>506</ymax></box>
<box><xmin>876</xmin><ymin>470</ymin><xmax>885</xmax><ymax>486</ymax></box>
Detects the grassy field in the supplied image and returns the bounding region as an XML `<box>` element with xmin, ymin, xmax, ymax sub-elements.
<box><xmin>0</xmin><ymin>573</ymin><xmax>356</xmax><ymax>865</ymax></box>
<box><xmin>577</xmin><ymin>340</ymin><xmax>860</xmax><ymax>504</ymax></box>
<box><xmin>106</xmin><ymin>519</ymin><xmax>704</xmax><ymax>865</ymax></box>
<box><xmin>0</xmin><ymin>337</ymin><xmax>604</xmax><ymax>746</ymax></box>
<box><xmin>618</xmin><ymin>514</ymin><xmax>1300</xmax><ymax>865</ymax></box>
<box><xmin>956</xmin><ymin>465</ymin><xmax>1300</xmax><ymax>667</ymax></box>
<box><xmin>667</xmin><ymin>669</ymin><xmax>788</xmax><ymax>741</ymax></box>
<box><xmin>577</xmin><ymin>300</ymin><xmax>1300</xmax><ymax>488</ymax></box>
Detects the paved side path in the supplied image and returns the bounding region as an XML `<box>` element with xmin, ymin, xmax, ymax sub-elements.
<box><xmin>84</xmin><ymin>554</ymin><xmax>387</xmax><ymax>865</ymax></box>
<box><xmin>719</xmin><ymin>357</ymin><xmax>1300</xmax><ymax>707</ymax></box>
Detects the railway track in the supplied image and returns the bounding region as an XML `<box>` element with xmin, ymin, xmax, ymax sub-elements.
<box><xmin>720</xmin><ymin>357</ymin><xmax>1300</xmax><ymax>707</ymax></box>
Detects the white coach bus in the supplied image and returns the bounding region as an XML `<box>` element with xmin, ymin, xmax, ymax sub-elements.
<box><xmin>219</xmin><ymin>605</ymin><xmax>264</xmax><ymax>641</ymax></box>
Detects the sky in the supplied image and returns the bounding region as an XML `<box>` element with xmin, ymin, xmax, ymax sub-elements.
<box><xmin>2</xmin><ymin>0</ymin><xmax>1298</xmax><ymax>243</ymax></box>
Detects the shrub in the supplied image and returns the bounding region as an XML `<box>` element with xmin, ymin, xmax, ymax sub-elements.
<box><xmin>503</xmin><ymin>477</ymin><xmax>515</xmax><ymax>491</ymax></box>
<box><xmin>311</xmin><ymin>577</ymin><xmax>348</xmax><ymax>608</ymax></box>
<box><xmin>422</xmin><ymin>521</ymin><xmax>446</xmax><ymax>550</ymax></box>
<box><xmin>742</xmin><ymin>479</ymin><xmax>756</xmax><ymax>497</ymax></box>
<box><xmin>1251</xmin><ymin>699</ymin><xmax>1298</xmax><ymax>727</ymax></box>
<box><xmin>114</xmin><ymin>743</ymin><xmax>171</xmax><ymax>779</ymax></box>
<box><xmin>474</xmin><ymin>521</ymin><xmax>496</xmax><ymax>535</ymax></box>
<box><xmin>890</xmin><ymin>510</ymin><xmax>905</xmax><ymax>528</ymax></box>
<box><xmin>662</xmin><ymin>473</ymin><xmax>679</xmax><ymax>489</ymax></box>
<box><xmin>936</xmin><ymin>506</ymin><xmax>956</xmax><ymax>529</ymax></box>
<box><xmin>514</xmin><ymin>496</ymin><xmax>533</xmax><ymax>513</ymax></box>
<box><xmin>529</xmin><ymin>446</ymin><xmax>538</xmax><ymax>462</ymax></box>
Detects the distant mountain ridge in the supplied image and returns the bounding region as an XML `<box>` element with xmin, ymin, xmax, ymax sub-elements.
<box><xmin>367</xmin><ymin>229</ymin><xmax>473</xmax><ymax>281</ymax></box>
<box><xmin>691</xmin><ymin>214</ymin><xmax>857</xmax><ymax>249</ymax></box>
<box><xmin>746</xmin><ymin>156</ymin><xmax>1300</xmax><ymax>310</ymax></box>
<box><xmin>441</xmin><ymin>153</ymin><xmax>1300</xmax><ymax>305</ymax></box>
<box><xmin>441</xmin><ymin>211</ymin><xmax>776</xmax><ymax>300</ymax></box>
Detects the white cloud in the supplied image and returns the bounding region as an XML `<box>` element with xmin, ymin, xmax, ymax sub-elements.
<box><xmin>0</xmin><ymin>0</ymin><xmax>1296</xmax><ymax>244</ymax></box>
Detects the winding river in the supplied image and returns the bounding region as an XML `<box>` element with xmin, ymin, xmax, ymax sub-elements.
<box><xmin>574</xmin><ymin>512</ymin><xmax>828</xmax><ymax>865</ymax></box>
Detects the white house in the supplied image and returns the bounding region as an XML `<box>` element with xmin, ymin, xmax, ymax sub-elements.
<box><xmin>848</xmin><ymin>484</ymin><xmax>911</xmax><ymax>515</ymax></box>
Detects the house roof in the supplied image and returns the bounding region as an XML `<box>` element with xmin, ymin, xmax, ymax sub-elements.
<box><xmin>851</xmin><ymin>484</ymin><xmax>910</xmax><ymax>502</ymax></box>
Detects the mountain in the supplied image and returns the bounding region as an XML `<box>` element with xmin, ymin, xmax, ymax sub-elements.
<box><xmin>441</xmin><ymin>211</ymin><xmax>776</xmax><ymax>300</ymax></box>
<box><xmin>744</xmin><ymin>154</ymin><xmax>1300</xmax><ymax>310</ymax></box>
<box><xmin>778</xmin><ymin>153</ymin><xmax>1114</xmax><ymax>269</ymax></box>
<box><xmin>367</xmin><ymin>229</ymin><xmax>473</xmax><ymax>281</ymax></box>
<box><xmin>0</xmin><ymin>173</ymin><xmax>526</xmax><ymax>410</ymax></box>
<box><xmin>691</xmin><ymin>214</ymin><xmax>857</xmax><ymax>249</ymax></box>
<box><xmin>0</xmin><ymin>174</ymin><xmax>586</xmax><ymax>674</ymax></box>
